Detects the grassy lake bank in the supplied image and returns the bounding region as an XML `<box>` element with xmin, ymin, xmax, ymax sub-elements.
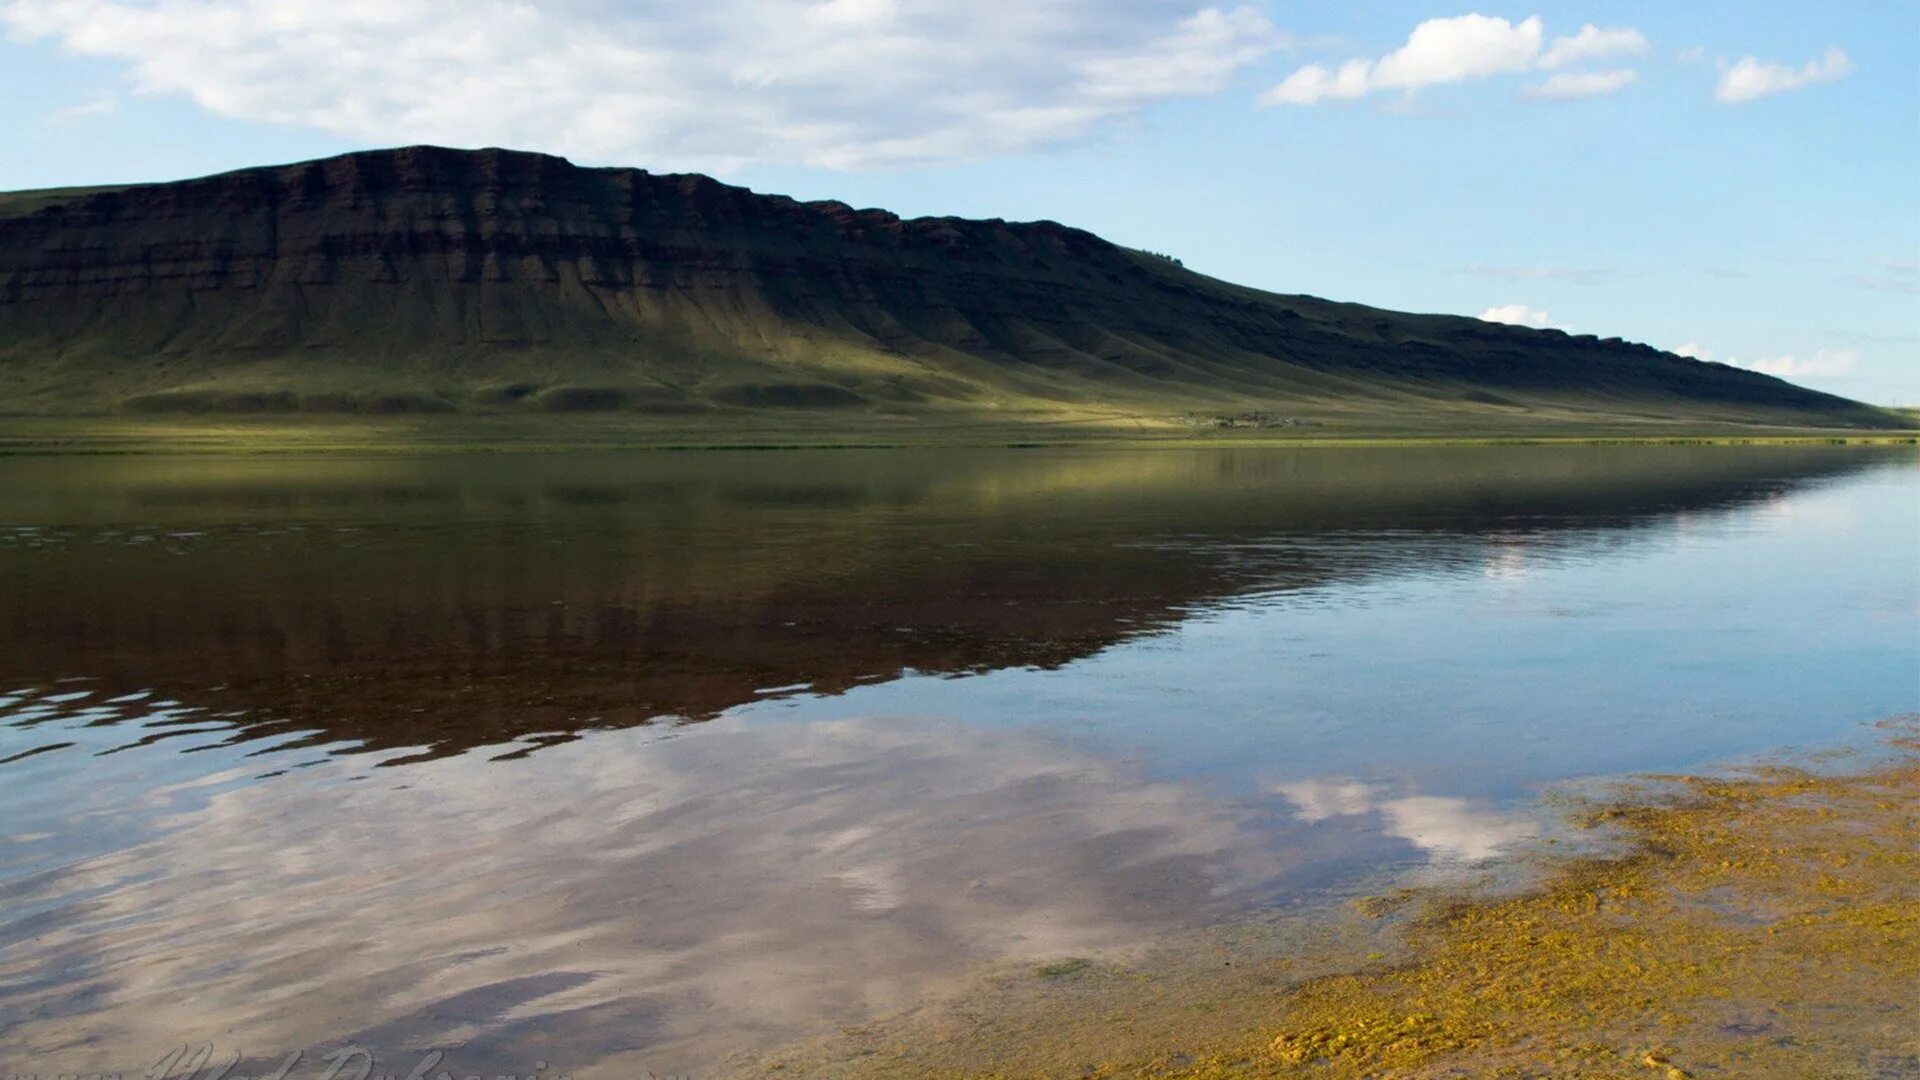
<box><xmin>0</xmin><ymin>412</ymin><xmax>1914</xmax><ymax>455</ymax></box>
<box><xmin>739</xmin><ymin>723</ymin><xmax>1920</xmax><ymax>1079</ymax></box>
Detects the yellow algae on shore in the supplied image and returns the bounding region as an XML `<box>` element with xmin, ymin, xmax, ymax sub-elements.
<box><xmin>1238</xmin><ymin>732</ymin><xmax>1920</xmax><ymax>1079</ymax></box>
<box><xmin>736</xmin><ymin>724</ymin><xmax>1920</xmax><ymax>1079</ymax></box>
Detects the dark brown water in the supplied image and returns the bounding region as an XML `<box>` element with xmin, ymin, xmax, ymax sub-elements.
<box><xmin>1</xmin><ymin>446</ymin><xmax>1915</xmax><ymax>1077</ymax></box>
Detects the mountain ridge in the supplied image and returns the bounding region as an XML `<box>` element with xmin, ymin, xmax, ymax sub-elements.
<box><xmin>0</xmin><ymin>145</ymin><xmax>1892</xmax><ymax>429</ymax></box>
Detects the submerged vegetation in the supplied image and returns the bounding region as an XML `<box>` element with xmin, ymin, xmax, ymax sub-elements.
<box><xmin>1246</xmin><ymin>728</ymin><xmax>1920</xmax><ymax>1078</ymax></box>
<box><xmin>743</xmin><ymin>722</ymin><xmax>1920</xmax><ymax>1078</ymax></box>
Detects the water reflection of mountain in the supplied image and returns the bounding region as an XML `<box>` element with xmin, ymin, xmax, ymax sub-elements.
<box><xmin>0</xmin><ymin>446</ymin><xmax>1903</xmax><ymax>762</ymax></box>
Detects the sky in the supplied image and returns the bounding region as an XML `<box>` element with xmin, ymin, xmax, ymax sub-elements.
<box><xmin>3</xmin><ymin>1</ymin><xmax>1915</xmax><ymax>403</ymax></box>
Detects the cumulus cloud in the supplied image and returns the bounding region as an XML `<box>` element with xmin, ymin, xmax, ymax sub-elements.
<box><xmin>1747</xmin><ymin>349</ymin><xmax>1859</xmax><ymax>378</ymax></box>
<box><xmin>1527</xmin><ymin>68</ymin><xmax>1638</xmax><ymax>99</ymax></box>
<box><xmin>1261</xmin><ymin>15</ymin><xmax>1644</xmax><ymax>105</ymax></box>
<box><xmin>1480</xmin><ymin>304</ymin><xmax>1556</xmax><ymax>329</ymax></box>
<box><xmin>1715</xmin><ymin>46</ymin><xmax>1853</xmax><ymax>104</ymax></box>
<box><xmin>1673</xmin><ymin>343</ymin><xmax>1860</xmax><ymax>380</ymax></box>
<box><xmin>0</xmin><ymin>0</ymin><xmax>1280</xmax><ymax>171</ymax></box>
<box><xmin>1536</xmin><ymin>24</ymin><xmax>1647</xmax><ymax>69</ymax></box>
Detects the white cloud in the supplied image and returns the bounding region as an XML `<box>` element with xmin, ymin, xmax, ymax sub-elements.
<box><xmin>1261</xmin><ymin>15</ymin><xmax>1644</xmax><ymax>106</ymax></box>
<box><xmin>1537</xmin><ymin>24</ymin><xmax>1647</xmax><ymax>69</ymax></box>
<box><xmin>1369</xmin><ymin>13</ymin><xmax>1543</xmax><ymax>88</ymax></box>
<box><xmin>1747</xmin><ymin>349</ymin><xmax>1859</xmax><ymax>378</ymax></box>
<box><xmin>0</xmin><ymin>0</ymin><xmax>1280</xmax><ymax>171</ymax></box>
<box><xmin>49</xmin><ymin>93</ymin><xmax>119</xmax><ymax>121</ymax></box>
<box><xmin>1715</xmin><ymin>46</ymin><xmax>1853</xmax><ymax>104</ymax></box>
<box><xmin>1527</xmin><ymin>68</ymin><xmax>1638</xmax><ymax>99</ymax></box>
<box><xmin>1676</xmin><ymin>343</ymin><xmax>1861</xmax><ymax>380</ymax></box>
<box><xmin>1480</xmin><ymin>304</ymin><xmax>1555</xmax><ymax>329</ymax></box>
<box><xmin>812</xmin><ymin>0</ymin><xmax>897</xmax><ymax>28</ymax></box>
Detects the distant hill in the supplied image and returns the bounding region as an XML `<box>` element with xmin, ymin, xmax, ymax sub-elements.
<box><xmin>0</xmin><ymin>146</ymin><xmax>1894</xmax><ymax>429</ymax></box>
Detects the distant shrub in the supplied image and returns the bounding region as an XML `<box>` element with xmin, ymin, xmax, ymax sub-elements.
<box><xmin>1142</xmin><ymin>250</ymin><xmax>1184</xmax><ymax>267</ymax></box>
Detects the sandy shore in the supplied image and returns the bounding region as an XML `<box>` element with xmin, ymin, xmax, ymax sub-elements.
<box><xmin>734</xmin><ymin>720</ymin><xmax>1920</xmax><ymax>1078</ymax></box>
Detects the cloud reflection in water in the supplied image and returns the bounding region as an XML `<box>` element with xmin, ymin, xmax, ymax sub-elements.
<box><xmin>1274</xmin><ymin>777</ymin><xmax>1540</xmax><ymax>862</ymax></box>
<box><xmin>1</xmin><ymin>715</ymin><xmax>1300</xmax><ymax>1074</ymax></box>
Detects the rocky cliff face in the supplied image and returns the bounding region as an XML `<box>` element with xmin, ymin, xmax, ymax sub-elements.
<box><xmin>0</xmin><ymin>145</ymin><xmax>1880</xmax><ymax>422</ymax></box>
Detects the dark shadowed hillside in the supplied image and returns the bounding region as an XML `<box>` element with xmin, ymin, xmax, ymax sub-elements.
<box><xmin>0</xmin><ymin>146</ymin><xmax>1892</xmax><ymax>430</ymax></box>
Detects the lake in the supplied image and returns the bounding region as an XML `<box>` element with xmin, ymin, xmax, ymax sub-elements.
<box><xmin>1</xmin><ymin>445</ymin><xmax>1914</xmax><ymax>1077</ymax></box>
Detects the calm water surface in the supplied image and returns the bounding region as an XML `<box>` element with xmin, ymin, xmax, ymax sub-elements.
<box><xmin>1</xmin><ymin>446</ymin><xmax>1915</xmax><ymax>1076</ymax></box>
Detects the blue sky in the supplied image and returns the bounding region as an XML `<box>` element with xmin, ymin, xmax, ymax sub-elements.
<box><xmin>3</xmin><ymin>1</ymin><xmax>1914</xmax><ymax>403</ymax></box>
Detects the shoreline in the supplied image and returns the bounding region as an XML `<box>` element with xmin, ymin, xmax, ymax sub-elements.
<box><xmin>0</xmin><ymin>415</ymin><xmax>1913</xmax><ymax>457</ymax></box>
<box><xmin>732</xmin><ymin>721</ymin><xmax>1920</xmax><ymax>1078</ymax></box>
